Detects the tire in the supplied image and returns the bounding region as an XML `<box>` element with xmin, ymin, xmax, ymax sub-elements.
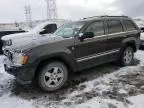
<box><xmin>120</xmin><ymin>46</ymin><xmax>134</xmax><ymax>66</ymax></box>
<box><xmin>38</xmin><ymin>61</ymin><xmax>68</xmax><ymax>92</ymax></box>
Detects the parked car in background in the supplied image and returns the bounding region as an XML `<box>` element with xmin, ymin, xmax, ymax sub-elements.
<box><xmin>139</xmin><ymin>27</ymin><xmax>144</xmax><ymax>48</ymax></box>
<box><xmin>0</xmin><ymin>30</ymin><xmax>25</xmax><ymax>54</ymax></box>
<box><xmin>2</xmin><ymin>22</ymin><xmax>61</xmax><ymax>46</ymax></box>
<box><xmin>3</xmin><ymin>16</ymin><xmax>140</xmax><ymax>92</ymax></box>
<box><xmin>140</xmin><ymin>33</ymin><xmax>144</xmax><ymax>48</ymax></box>
<box><xmin>133</xmin><ymin>19</ymin><xmax>144</xmax><ymax>48</ymax></box>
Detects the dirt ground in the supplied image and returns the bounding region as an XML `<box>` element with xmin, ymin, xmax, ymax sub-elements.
<box><xmin>0</xmin><ymin>50</ymin><xmax>144</xmax><ymax>108</ymax></box>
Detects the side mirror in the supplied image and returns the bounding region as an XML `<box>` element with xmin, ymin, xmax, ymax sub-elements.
<box><xmin>140</xmin><ymin>27</ymin><xmax>144</xmax><ymax>33</ymax></box>
<box><xmin>78</xmin><ymin>32</ymin><xmax>94</xmax><ymax>41</ymax></box>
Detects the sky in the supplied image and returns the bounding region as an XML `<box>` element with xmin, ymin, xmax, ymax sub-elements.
<box><xmin>0</xmin><ymin>0</ymin><xmax>144</xmax><ymax>23</ymax></box>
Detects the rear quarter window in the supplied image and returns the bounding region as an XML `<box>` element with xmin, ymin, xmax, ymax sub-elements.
<box><xmin>122</xmin><ymin>20</ymin><xmax>137</xmax><ymax>31</ymax></box>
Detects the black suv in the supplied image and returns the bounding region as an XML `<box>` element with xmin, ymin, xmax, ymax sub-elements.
<box><xmin>2</xmin><ymin>16</ymin><xmax>140</xmax><ymax>92</ymax></box>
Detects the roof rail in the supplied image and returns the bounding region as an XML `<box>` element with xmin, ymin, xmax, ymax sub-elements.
<box><xmin>83</xmin><ymin>16</ymin><xmax>99</xmax><ymax>19</ymax></box>
<box><xmin>101</xmin><ymin>15</ymin><xmax>129</xmax><ymax>18</ymax></box>
<box><xmin>83</xmin><ymin>15</ymin><xmax>129</xmax><ymax>19</ymax></box>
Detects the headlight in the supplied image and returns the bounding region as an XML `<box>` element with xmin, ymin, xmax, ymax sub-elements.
<box><xmin>3</xmin><ymin>39</ymin><xmax>12</xmax><ymax>46</ymax></box>
<box><xmin>12</xmin><ymin>53</ymin><xmax>29</xmax><ymax>66</ymax></box>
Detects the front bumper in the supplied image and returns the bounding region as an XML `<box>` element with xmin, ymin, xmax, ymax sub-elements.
<box><xmin>4</xmin><ymin>59</ymin><xmax>36</xmax><ymax>85</ymax></box>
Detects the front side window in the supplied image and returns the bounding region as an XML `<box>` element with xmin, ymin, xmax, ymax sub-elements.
<box><xmin>85</xmin><ymin>21</ymin><xmax>104</xmax><ymax>36</ymax></box>
<box><xmin>107</xmin><ymin>20</ymin><xmax>123</xmax><ymax>34</ymax></box>
<box><xmin>54</xmin><ymin>22</ymin><xmax>84</xmax><ymax>38</ymax></box>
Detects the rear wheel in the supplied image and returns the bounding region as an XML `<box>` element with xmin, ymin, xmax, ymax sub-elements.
<box><xmin>120</xmin><ymin>46</ymin><xmax>134</xmax><ymax>66</ymax></box>
<box><xmin>38</xmin><ymin>61</ymin><xmax>68</xmax><ymax>92</ymax></box>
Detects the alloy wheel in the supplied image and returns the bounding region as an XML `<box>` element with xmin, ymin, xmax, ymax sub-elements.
<box><xmin>44</xmin><ymin>67</ymin><xmax>64</xmax><ymax>88</ymax></box>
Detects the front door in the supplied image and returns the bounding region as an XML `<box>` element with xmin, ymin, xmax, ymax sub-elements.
<box><xmin>74</xmin><ymin>20</ymin><xmax>108</xmax><ymax>69</ymax></box>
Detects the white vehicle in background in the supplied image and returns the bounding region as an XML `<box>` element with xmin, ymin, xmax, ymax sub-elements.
<box><xmin>2</xmin><ymin>21</ymin><xmax>64</xmax><ymax>40</ymax></box>
<box><xmin>140</xmin><ymin>32</ymin><xmax>144</xmax><ymax>48</ymax></box>
<box><xmin>134</xmin><ymin>19</ymin><xmax>144</xmax><ymax>48</ymax></box>
<box><xmin>139</xmin><ymin>25</ymin><xmax>144</xmax><ymax>48</ymax></box>
<box><xmin>1</xmin><ymin>21</ymin><xmax>68</xmax><ymax>46</ymax></box>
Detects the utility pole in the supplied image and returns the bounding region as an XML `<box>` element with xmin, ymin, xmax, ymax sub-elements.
<box><xmin>46</xmin><ymin>0</ymin><xmax>57</xmax><ymax>19</ymax></box>
<box><xmin>25</xmin><ymin>5</ymin><xmax>32</xmax><ymax>28</ymax></box>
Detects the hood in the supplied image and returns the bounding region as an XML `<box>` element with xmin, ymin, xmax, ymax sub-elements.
<box><xmin>2</xmin><ymin>32</ymin><xmax>63</xmax><ymax>52</ymax></box>
<box><xmin>2</xmin><ymin>32</ymin><xmax>35</xmax><ymax>40</ymax></box>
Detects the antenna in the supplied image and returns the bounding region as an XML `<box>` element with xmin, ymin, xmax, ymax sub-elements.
<box><xmin>46</xmin><ymin>0</ymin><xmax>57</xmax><ymax>19</ymax></box>
<box><xmin>25</xmin><ymin>5</ymin><xmax>32</xmax><ymax>28</ymax></box>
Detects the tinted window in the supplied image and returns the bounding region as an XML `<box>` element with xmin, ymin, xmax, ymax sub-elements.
<box><xmin>107</xmin><ymin>20</ymin><xmax>123</xmax><ymax>34</ymax></box>
<box><xmin>122</xmin><ymin>20</ymin><xmax>136</xmax><ymax>31</ymax></box>
<box><xmin>85</xmin><ymin>21</ymin><xmax>104</xmax><ymax>36</ymax></box>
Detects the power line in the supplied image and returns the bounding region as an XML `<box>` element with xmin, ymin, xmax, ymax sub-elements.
<box><xmin>25</xmin><ymin>5</ymin><xmax>32</xmax><ymax>27</ymax></box>
<box><xmin>46</xmin><ymin>0</ymin><xmax>57</xmax><ymax>19</ymax></box>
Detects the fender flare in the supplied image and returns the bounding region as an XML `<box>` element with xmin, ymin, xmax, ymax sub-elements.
<box><xmin>34</xmin><ymin>52</ymin><xmax>78</xmax><ymax>73</ymax></box>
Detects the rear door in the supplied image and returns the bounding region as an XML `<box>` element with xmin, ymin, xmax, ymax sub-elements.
<box><xmin>105</xmin><ymin>19</ymin><xmax>125</xmax><ymax>60</ymax></box>
<box><xmin>74</xmin><ymin>20</ymin><xmax>108</xmax><ymax>69</ymax></box>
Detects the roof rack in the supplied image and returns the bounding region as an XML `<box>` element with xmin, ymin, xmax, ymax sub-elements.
<box><xmin>83</xmin><ymin>15</ymin><xmax>129</xmax><ymax>20</ymax></box>
<box><xmin>101</xmin><ymin>15</ymin><xmax>129</xmax><ymax>18</ymax></box>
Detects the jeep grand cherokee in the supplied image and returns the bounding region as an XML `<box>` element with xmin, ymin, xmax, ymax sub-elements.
<box><xmin>2</xmin><ymin>16</ymin><xmax>140</xmax><ymax>92</ymax></box>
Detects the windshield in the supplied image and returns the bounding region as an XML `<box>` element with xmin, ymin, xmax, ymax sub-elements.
<box><xmin>54</xmin><ymin>22</ymin><xmax>84</xmax><ymax>37</ymax></box>
<box><xmin>29</xmin><ymin>23</ymin><xmax>49</xmax><ymax>33</ymax></box>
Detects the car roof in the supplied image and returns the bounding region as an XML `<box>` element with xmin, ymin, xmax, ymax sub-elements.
<box><xmin>80</xmin><ymin>16</ymin><xmax>132</xmax><ymax>22</ymax></box>
<box><xmin>63</xmin><ymin>16</ymin><xmax>133</xmax><ymax>26</ymax></box>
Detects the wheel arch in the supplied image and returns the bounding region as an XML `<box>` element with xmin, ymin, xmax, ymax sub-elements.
<box><xmin>33</xmin><ymin>53</ymin><xmax>77</xmax><ymax>81</ymax></box>
<box><xmin>121</xmin><ymin>38</ymin><xmax>137</xmax><ymax>52</ymax></box>
<box><xmin>117</xmin><ymin>38</ymin><xmax>137</xmax><ymax>61</ymax></box>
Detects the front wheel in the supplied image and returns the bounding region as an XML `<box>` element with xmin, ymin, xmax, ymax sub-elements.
<box><xmin>120</xmin><ymin>47</ymin><xmax>134</xmax><ymax>66</ymax></box>
<box><xmin>38</xmin><ymin>61</ymin><xmax>68</xmax><ymax>92</ymax></box>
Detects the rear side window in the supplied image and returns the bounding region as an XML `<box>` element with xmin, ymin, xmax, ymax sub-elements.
<box><xmin>122</xmin><ymin>20</ymin><xmax>137</xmax><ymax>31</ymax></box>
<box><xmin>107</xmin><ymin>20</ymin><xmax>123</xmax><ymax>34</ymax></box>
<box><xmin>85</xmin><ymin>21</ymin><xmax>104</xmax><ymax>36</ymax></box>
